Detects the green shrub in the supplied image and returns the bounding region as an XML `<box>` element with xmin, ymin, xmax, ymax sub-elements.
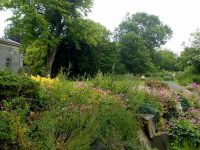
<box><xmin>176</xmin><ymin>67</ymin><xmax>198</xmax><ymax>85</ymax></box>
<box><xmin>144</xmin><ymin>72</ymin><xmax>153</xmax><ymax>77</ymax></box>
<box><xmin>138</xmin><ymin>93</ymin><xmax>162</xmax><ymax>122</ymax></box>
<box><xmin>3</xmin><ymin>96</ymin><xmax>47</xmax><ymax>113</ymax></box>
<box><xmin>162</xmin><ymin>75</ymin><xmax>175</xmax><ymax>81</ymax></box>
<box><xmin>139</xmin><ymin>103</ymin><xmax>160</xmax><ymax>122</ymax></box>
<box><xmin>28</xmin><ymin>95</ymin><xmax>142</xmax><ymax>149</ymax></box>
<box><xmin>0</xmin><ymin>70</ymin><xmax>39</xmax><ymax>100</ymax></box>
<box><xmin>178</xmin><ymin>95</ymin><xmax>190</xmax><ymax>112</ymax></box>
<box><xmin>170</xmin><ymin>120</ymin><xmax>200</xmax><ymax>149</ymax></box>
<box><xmin>18</xmin><ymin>66</ymin><xmax>31</xmax><ymax>76</ymax></box>
<box><xmin>191</xmin><ymin>75</ymin><xmax>200</xmax><ymax>84</ymax></box>
<box><xmin>0</xmin><ymin>111</ymin><xmax>22</xmax><ymax>149</ymax></box>
<box><xmin>0</xmin><ymin>112</ymin><xmax>14</xmax><ymax>143</ymax></box>
<box><xmin>25</xmin><ymin>76</ymin><xmax>143</xmax><ymax>149</ymax></box>
<box><xmin>178</xmin><ymin>70</ymin><xmax>200</xmax><ymax>85</ymax></box>
<box><xmin>92</xmin><ymin>73</ymin><xmax>139</xmax><ymax>94</ymax></box>
<box><xmin>145</xmin><ymin>80</ymin><xmax>169</xmax><ymax>89</ymax></box>
<box><xmin>147</xmin><ymin>71</ymin><xmax>175</xmax><ymax>81</ymax></box>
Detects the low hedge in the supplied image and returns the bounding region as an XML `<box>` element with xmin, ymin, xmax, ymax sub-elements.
<box><xmin>0</xmin><ymin>70</ymin><xmax>39</xmax><ymax>100</ymax></box>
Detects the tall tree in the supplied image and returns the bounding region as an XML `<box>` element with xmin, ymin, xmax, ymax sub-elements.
<box><xmin>1</xmin><ymin>0</ymin><xmax>93</xmax><ymax>75</ymax></box>
<box><xmin>119</xmin><ymin>32</ymin><xmax>153</xmax><ymax>74</ymax></box>
<box><xmin>115</xmin><ymin>12</ymin><xmax>172</xmax><ymax>51</ymax></box>
<box><xmin>50</xmin><ymin>20</ymin><xmax>111</xmax><ymax>77</ymax></box>
<box><xmin>114</xmin><ymin>12</ymin><xmax>172</xmax><ymax>74</ymax></box>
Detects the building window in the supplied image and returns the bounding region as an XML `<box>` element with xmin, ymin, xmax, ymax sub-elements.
<box><xmin>5</xmin><ymin>57</ymin><xmax>12</xmax><ymax>69</ymax></box>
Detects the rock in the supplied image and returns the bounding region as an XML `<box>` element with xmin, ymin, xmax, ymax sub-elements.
<box><xmin>141</xmin><ymin>75</ymin><xmax>146</xmax><ymax>80</ymax></box>
<box><xmin>142</xmin><ymin>115</ymin><xmax>156</xmax><ymax>138</ymax></box>
<box><xmin>150</xmin><ymin>132</ymin><xmax>170</xmax><ymax>150</ymax></box>
<box><xmin>137</xmin><ymin>130</ymin><xmax>151</xmax><ymax>150</ymax></box>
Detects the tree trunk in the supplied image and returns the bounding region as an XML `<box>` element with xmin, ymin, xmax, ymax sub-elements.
<box><xmin>45</xmin><ymin>49</ymin><xmax>57</xmax><ymax>77</ymax></box>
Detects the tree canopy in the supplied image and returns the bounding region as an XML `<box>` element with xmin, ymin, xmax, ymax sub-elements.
<box><xmin>2</xmin><ymin>0</ymin><xmax>95</xmax><ymax>75</ymax></box>
<box><xmin>179</xmin><ymin>47</ymin><xmax>200</xmax><ymax>72</ymax></box>
<box><xmin>179</xmin><ymin>29</ymin><xmax>200</xmax><ymax>72</ymax></box>
<box><xmin>119</xmin><ymin>32</ymin><xmax>152</xmax><ymax>74</ymax></box>
<box><xmin>155</xmin><ymin>49</ymin><xmax>178</xmax><ymax>71</ymax></box>
<box><xmin>1</xmin><ymin>3</ymin><xmax>175</xmax><ymax>76</ymax></box>
<box><xmin>114</xmin><ymin>12</ymin><xmax>173</xmax><ymax>74</ymax></box>
<box><xmin>115</xmin><ymin>12</ymin><xmax>173</xmax><ymax>50</ymax></box>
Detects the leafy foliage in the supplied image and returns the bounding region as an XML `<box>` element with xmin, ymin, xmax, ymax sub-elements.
<box><xmin>0</xmin><ymin>70</ymin><xmax>39</xmax><ymax>100</ymax></box>
<box><xmin>99</xmin><ymin>42</ymin><xmax>125</xmax><ymax>74</ymax></box>
<box><xmin>1</xmin><ymin>71</ymin><xmax>200</xmax><ymax>149</ymax></box>
<box><xmin>170</xmin><ymin>120</ymin><xmax>200</xmax><ymax>149</ymax></box>
<box><xmin>115</xmin><ymin>12</ymin><xmax>172</xmax><ymax>50</ymax></box>
<box><xmin>2</xmin><ymin>0</ymin><xmax>94</xmax><ymax>75</ymax></box>
<box><xmin>119</xmin><ymin>32</ymin><xmax>153</xmax><ymax>74</ymax></box>
<box><xmin>114</xmin><ymin>12</ymin><xmax>172</xmax><ymax>74</ymax></box>
<box><xmin>179</xmin><ymin>47</ymin><xmax>200</xmax><ymax>72</ymax></box>
<box><xmin>178</xmin><ymin>94</ymin><xmax>191</xmax><ymax>112</ymax></box>
<box><xmin>0</xmin><ymin>112</ymin><xmax>15</xmax><ymax>145</ymax></box>
<box><xmin>155</xmin><ymin>49</ymin><xmax>179</xmax><ymax>71</ymax></box>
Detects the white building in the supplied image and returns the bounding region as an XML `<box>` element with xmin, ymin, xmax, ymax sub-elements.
<box><xmin>0</xmin><ymin>38</ymin><xmax>23</xmax><ymax>73</ymax></box>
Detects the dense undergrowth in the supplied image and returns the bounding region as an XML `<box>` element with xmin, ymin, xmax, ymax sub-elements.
<box><xmin>176</xmin><ymin>67</ymin><xmax>200</xmax><ymax>86</ymax></box>
<box><xmin>0</xmin><ymin>70</ymin><xmax>200</xmax><ymax>150</ymax></box>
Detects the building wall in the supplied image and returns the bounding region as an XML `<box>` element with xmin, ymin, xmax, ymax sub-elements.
<box><xmin>0</xmin><ymin>43</ymin><xmax>22</xmax><ymax>73</ymax></box>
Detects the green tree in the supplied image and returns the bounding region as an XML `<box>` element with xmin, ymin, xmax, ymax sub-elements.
<box><xmin>115</xmin><ymin>12</ymin><xmax>172</xmax><ymax>50</ymax></box>
<box><xmin>98</xmin><ymin>42</ymin><xmax>125</xmax><ymax>74</ymax></box>
<box><xmin>179</xmin><ymin>47</ymin><xmax>200</xmax><ymax>72</ymax></box>
<box><xmin>24</xmin><ymin>40</ymin><xmax>48</xmax><ymax>75</ymax></box>
<box><xmin>179</xmin><ymin>29</ymin><xmax>200</xmax><ymax>72</ymax></box>
<box><xmin>2</xmin><ymin>0</ymin><xmax>94</xmax><ymax>75</ymax></box>
<box><xmin>115</xmin><ymin>12</ymin><xmax>172</xmax><ymax>74</ymax></box>
<box><xmin>49</xmin><ymin>20</ymin><xmax>112</xmax><ymax>77</ymax></box>
<box><xmin>155</xmin><ymin>49</ymin><xmax>178</xmax><ymax>71</ymax></box>
<box><xmin>119</xmin><ymin>32</ymin><xmax>153</xmax><ymax>74</ymax></box>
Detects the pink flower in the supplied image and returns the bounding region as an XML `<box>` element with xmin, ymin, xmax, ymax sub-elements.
<box><xmin>92</xmin><ymin>88</ymin><xmax>111</xmax><ymax>96</ymax></box>
<box><xmin>75</xmin><ymin>82</ymin><xmax>87</xmax><ymax>88</ymax></box>
<box><xmin>191</xmin><ymin>82</ymin><xmax>198</xmax><ymax>88</ymax></box>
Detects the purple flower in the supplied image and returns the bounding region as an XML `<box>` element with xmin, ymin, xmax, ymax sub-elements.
<box><xmin>191</xmin><ymin>82</ymin><xmax>198</xmax><ymax>88</ymax></box>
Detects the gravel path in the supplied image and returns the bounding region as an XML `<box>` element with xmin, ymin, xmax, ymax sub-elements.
<box><xmin>165</xmin><ymin>81</ymin><xmax>185</xmax><ymax>92</ymax></box>
<box><xmin>166</xmin><ymin>81</ymin><xmax>200</xmax><ymax>98</ymax></box>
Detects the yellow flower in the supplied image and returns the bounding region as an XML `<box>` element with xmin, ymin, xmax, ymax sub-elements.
<box><xmin>31</xmin><ymin>75</ymin><xmax>60</xmax><ymax>90</ymax></box>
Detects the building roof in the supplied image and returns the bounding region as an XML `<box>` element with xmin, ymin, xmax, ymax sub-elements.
<box><xmin>0</xmin><ymin>38</ymin><xmax>20</xmax><ymax>47</ymax></box>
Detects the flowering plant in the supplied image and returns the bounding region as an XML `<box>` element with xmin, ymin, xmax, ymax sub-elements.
<box><xmin>31</xmin><ymin>75</ymin><xmax>60</xmax><ymax>90</ymax></box>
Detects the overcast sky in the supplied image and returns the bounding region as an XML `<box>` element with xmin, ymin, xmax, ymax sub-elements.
<box><xmin>1</xmin><ymin>0</ymin><xmax>200</xmax><ymax>54</ymax></box>
<box><xmin>88</xmin><ymin>0</ymin><xmax>200</xmax><ymax>54</ymax></box>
